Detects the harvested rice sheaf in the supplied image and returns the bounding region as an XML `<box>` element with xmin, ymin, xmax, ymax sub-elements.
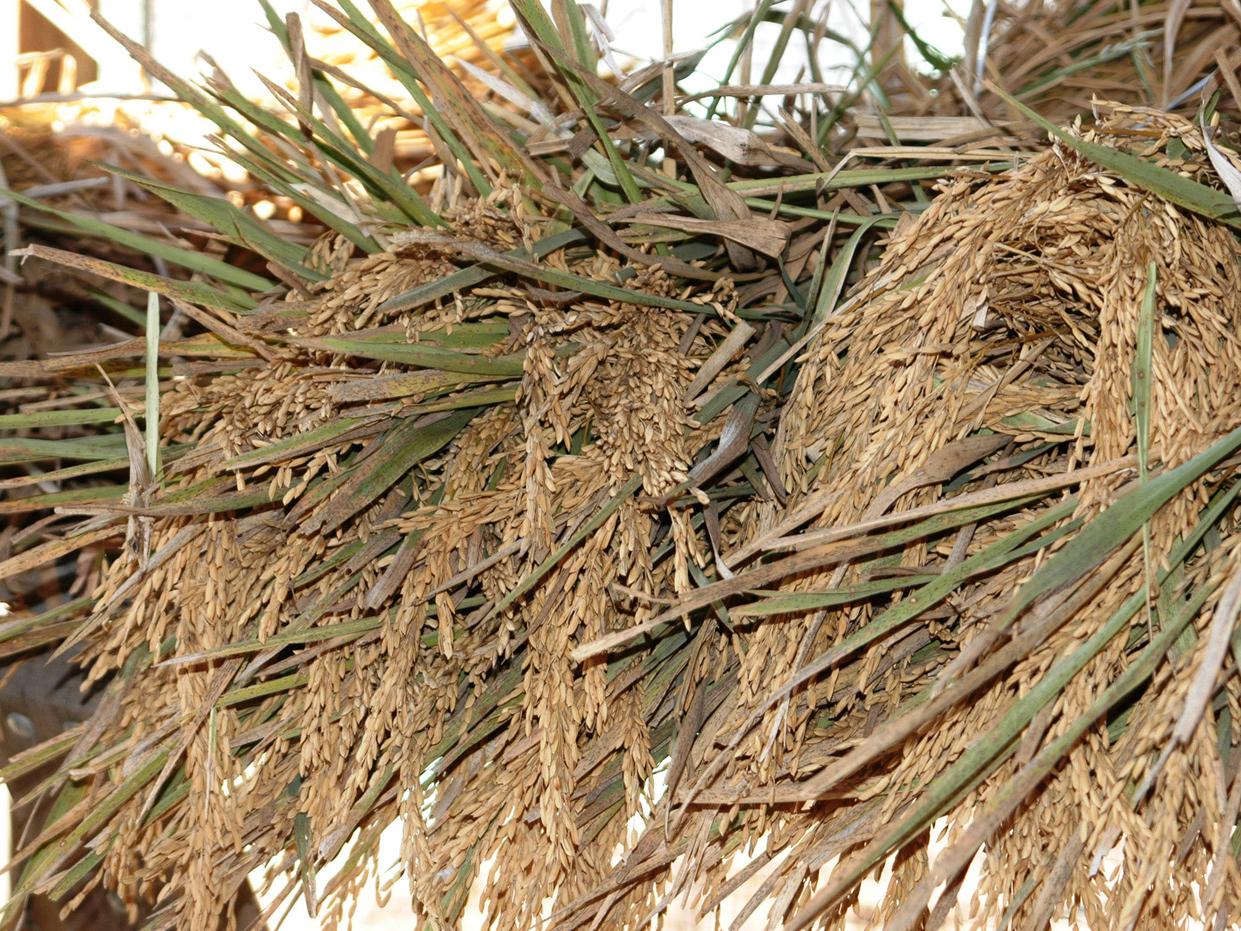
<box><xmin>731</xmin><ymin>105</ymin><xmax>1241</xmax><ymax>931</ymax></box>
<box><xmin>583</xmin><ymin>105</ymin><xmax>1241</xmax><ymax>931</ymax></box>
<box><xmin>3</xmin><ymin>12</ymin><xmax>1241</xmax><ymax>931</ymax></box>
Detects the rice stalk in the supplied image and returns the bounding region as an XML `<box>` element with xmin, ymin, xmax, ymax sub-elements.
<box><xmin>1</xmin><ymin>3</ymin><xmax>1240</xmax><ymax>930</ymax></box>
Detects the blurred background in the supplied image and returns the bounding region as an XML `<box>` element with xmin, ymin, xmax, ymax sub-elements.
<box><xmin>2</xmin><ymin>0</ymin><xmax>966</xmax><ymax>105</ymax></box>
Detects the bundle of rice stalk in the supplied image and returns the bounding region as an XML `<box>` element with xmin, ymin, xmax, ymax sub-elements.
<box><xmin>0</xmin><ymin>1</ymin><xmax>812</xmax><ymax>926</ymax></box>
<box><xmin>645</xmin><ymin>100</ymin><xmax>1241</xmax><ymax>930</ymax></box>
<box><xmin>1</xmin><ymin>2</ymin><xmax>1240</xmax><ymax>930</ymax></box>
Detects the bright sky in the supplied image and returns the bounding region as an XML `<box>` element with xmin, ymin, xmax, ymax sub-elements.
<box><xmin>94</xmin><ymin>0</ymin><xmax>968</xmax><ymax>98</ymax></box>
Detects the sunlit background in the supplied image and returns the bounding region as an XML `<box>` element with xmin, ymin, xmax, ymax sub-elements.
<box><xmin>4</xmin><ymin>0</ymin><xmax>968</xmax><ymax>103</ymax></box>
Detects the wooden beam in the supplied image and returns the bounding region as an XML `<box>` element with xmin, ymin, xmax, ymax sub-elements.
<box><xmin>19</xmin><ymin>0</ymin><xmax>137</xmax><ymax>90</ymax></box>
<box><xmin>20</xmin><ymin>0</ymin><xmax>107</xmax><ymax>61</ymax></box>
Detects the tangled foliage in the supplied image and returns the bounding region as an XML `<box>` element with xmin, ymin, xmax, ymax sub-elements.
<box><xmin>3</xmin><ymin>3</ymin><xmax>1241</xmax><ymax>930</ymax></box>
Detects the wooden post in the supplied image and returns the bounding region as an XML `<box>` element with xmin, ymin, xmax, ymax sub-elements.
<box><xmin>870</xmin><ymin>0</ymin><xmax>906</xmax><ymax>77</ymax></box>
<box><xmin>21</xmin><ymin>0</ymin><xmax>126</xmax><ymax>90</ymax></box>
<box><xmin>0</xmin><ymin>0</ymin><xmax>19</xmax><ymax>102</ymax></box>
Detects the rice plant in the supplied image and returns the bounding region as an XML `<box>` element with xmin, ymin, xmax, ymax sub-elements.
<box><xmin>2</xmin><ymin>2</ymin><xmax>1240</xmax><ymax>929</ymax></box>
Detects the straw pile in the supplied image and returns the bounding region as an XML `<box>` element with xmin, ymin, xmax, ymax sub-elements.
<box><xmin>0</xmin><ymin>109</ymin><xmax>311</xmax><ymax>361</ymax></box>
<box><xmin>2</xmin><ymin>2</ymin><xmax>1241</xmax><ymax>930</ymax></box>
<box><xmin>971</xmin><ymin>0</ymin><xmax>1241</xmax><ymax>117</ymax></box>
<box><xmin>875</xmin><ymin>1</ymin><xmax>1241</xmax><ymax>149</ymax></box>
